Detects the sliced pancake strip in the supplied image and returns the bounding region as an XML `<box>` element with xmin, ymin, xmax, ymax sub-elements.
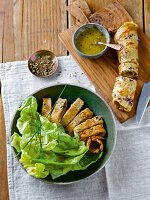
<box><xmin>42</xmin><ymin>98</ymin><xmax>52</xmax><ymax>121</ymax></box>
<box><xmin>112</xmin><ymin>76</ymin><xmax>137</xmax><ymax>112</ymax></box>
<box><xmin>74</xmin><ymin>116</ymin><xmax>103</xmax><ymax>133</ymax></box>
<box><xmin>118</xmin><ymin>62</ymin><xmax>139</xmax><ymax>78</ymax></box>
<box><xmin>50</xmin><ymin>98</ymin><xmax>67</xmax><ymax>126</ymax></box>
<box><xmin>65</xmin><ymin>108</ymin><xmax>93</xmax><ymax>135</ymax></box>
<box><xmin>79</xmin><ymin>124</ymin><xmax>106</xmax><ymax>141</ymax></box>
<box><xmin>61</xmin><ymin>98</ymin><xmax>84</xmax><ymax>127</ymax></box>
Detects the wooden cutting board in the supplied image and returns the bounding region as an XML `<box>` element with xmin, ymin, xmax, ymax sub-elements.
<box><xmin>59</xmin><ymin>2</ymin><xmax>150</xmax><ymax>123</ymax></box>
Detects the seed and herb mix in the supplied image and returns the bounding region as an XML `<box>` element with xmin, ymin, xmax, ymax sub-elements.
<box><xmin>29</xmin><ymin>55</ymin><xmax>55</xmax><ymax>77</ymax></box>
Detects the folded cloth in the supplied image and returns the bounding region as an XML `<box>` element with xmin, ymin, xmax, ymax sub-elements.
<box><xmin>0</xmin><ymin>55</ymin><xmax>150</xmax><ymax>200</ymax></box>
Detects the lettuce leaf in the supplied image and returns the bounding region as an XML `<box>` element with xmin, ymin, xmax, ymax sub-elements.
<box><xmin>17</xmin><ymin>107</ymin><xmax>40</xmax><ymax>137</ymax></box>
<box><xmin>18</xmin><ymin>96</ymin><xmax>37</xmax><ymax>112</ymax></box>
<box><xmin>20</xmin><ymin>152</ymin><xmax>49</xmax><ymax>178</ymax></box>
<box><xmin>71</xmin><ymin>151</ymin><xmax>103</xmax><ymax>171</ymax></box>
<box><xmin>11</xmin><ymin>132</ymin><xmax>22</xmax><ymax>152</ymax></box>
<box><xmin>11</xmin><ymin>96</ymin><xmax>103</xmax><ymax>180</ymax></box>
<box><xmin>46</xmin><ymin>165</ymin><xmax>71</xmax><ymax>179</ymax></box>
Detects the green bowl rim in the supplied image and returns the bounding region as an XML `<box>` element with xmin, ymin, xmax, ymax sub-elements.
<box><xmin>72</xmin><ymin>23</ymin><xmax>111</xmax><ymax>58</ymax></box>
<box><xmin>10</xmin><ymin>83</ymin><xmax>117</xmax><ymax>184</ymax></box>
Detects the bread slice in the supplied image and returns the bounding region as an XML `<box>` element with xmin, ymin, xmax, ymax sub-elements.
<box><xmin>61</xmin><ymin>98</ymin><xmax>84</xmax><ymax>127</ymax></box>
<box><xmin>118</xmin><ymin>63</ymin><xmax>139</xmax><ymax>78</ymax></box>
<box><xmin>65</xmin><ymin>108</ymin><xmax>93</xmax><ymax>135</ymax></box>
<box><xmin>50</xmin><ymin>98</ymin><xmax>67</xmax><ymax>126</ymax></box>
<box><xmin>112</xmin><ymin>76</ymin><xmax>137</xmax><ymax>112</ymax></box>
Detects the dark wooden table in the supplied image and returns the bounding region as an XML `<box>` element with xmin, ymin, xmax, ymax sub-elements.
<box><xmin>0</xmin><ymin>0</ymin><xmax>150</xmax><ymax>199</ymax></box>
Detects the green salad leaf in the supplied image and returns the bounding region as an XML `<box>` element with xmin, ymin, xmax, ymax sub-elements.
<box><xmin>11</xmin><ymin>132</ymin><xmax>22</xmax><ymax>152</ymax></box>
<box><xmin>20</xmin><ymin>152</ymin><xmax>49</xmax><ymax>178</ymax></box>
<box><xmin>17</xmin><ymin>96</ymin><xmax>37</xmax><ymax>112</ymax></box>
<box><xmin>11</xmin><ymin>96</ymin><xmax>103</xmax><ymax>180</ymax></box>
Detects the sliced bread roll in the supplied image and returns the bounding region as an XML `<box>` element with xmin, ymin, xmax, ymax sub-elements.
<box><xmin>112</xmin><ymin>76</ymin><xmax>137</xmax><ymax>112</ymax></box>
<box><xmin>118</xmin><ymin>62</ymin><xmax>139</xmax><ymax>78</ymax></box>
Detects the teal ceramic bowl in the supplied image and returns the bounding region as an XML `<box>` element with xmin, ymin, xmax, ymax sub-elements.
<box><xmin>11</xmin><ymin>84</ymin><xmax>117</xmax><ymax>184</ymax></box>
<box><xmin>72</xmin><ymin>23</ymin><xmax>110</xmax><ymax>59</ymax></box>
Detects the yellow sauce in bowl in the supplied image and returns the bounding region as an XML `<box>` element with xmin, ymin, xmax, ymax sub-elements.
<box><xmin>75</xmin><ymin>28</ymin><xmax>106</xmax><ymax>55</ymax></box>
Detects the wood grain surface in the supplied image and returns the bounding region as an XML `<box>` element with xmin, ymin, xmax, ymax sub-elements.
<box><xmin>0</xmin><ymin>0</ymin><xmax>149</xmax><ymax>199</ymax></box>
<box><xmin>144</xmin><ymin>0</ymin><xmax>150</xmax><ymax>38</ymax></box>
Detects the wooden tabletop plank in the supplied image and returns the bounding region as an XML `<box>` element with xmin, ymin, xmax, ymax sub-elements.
<box><xmin>144</xmin><ymin>0</ymin><xmax>150</xmax><ymax>38</ymax></box>
<box><xmin>11</xmin><ymin>0</ymin><xmax>68</xmax><ymax>61</ymax></box>
<box><xmin>0</xmin><ymin>3</ymin><xmax>5</xmax><ymax>63</ymax></box>
<box><xmin>12</xmin><ymin>0</ymin><xmax>24</xmax><ymax>60</ymax></box>
<box><xmin>121</xmin><ymin>0</ymin><xmax>143</xmax><ymax>29</ymax></box>
<box><xmin>0</xmin><ymin>96</ymin><xmax>9</xmax><ymax>200</ymax></box>
<box><xmin>3</xmin><ymin>0</ymin><xmax>15</xmax><ymax>62</ymax></box>
<box><xmin>68</xmin><ymin>0</ymin><xmax>75</xmax><ymax>27</ymax></box>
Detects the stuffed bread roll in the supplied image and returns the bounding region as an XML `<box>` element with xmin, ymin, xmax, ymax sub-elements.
<box><xmin>116</xmin><ymin>37</ymin><xmax>138</xmax><ymax>47</ymax></box>
<box><xmin>50</xmin><ymin>98</ymin><xmax>67</xmax><ymax>125</ymax></box>
<box><xmin>115</xmin><ymin>22</ymin><xmax>138</xmax><ymax>64</ymax></box>
<box><xmin>112</xmin><ymin>76</ymin><xmax>137</xmax><ymax>112</ymax></box>
<box><xmin>114</xmin><ymin>22</ymin><xmax>138</xmax><ymax>42</ymax></box>
<box><xmin>42</xmin><ymin>98</ymin><xmax>52</xmax><ymax>121</ymax></box>
<box><xmin>117</xmin><ymin>41</ymin><xmax>138</xmax><ymax>64</ymax></box>
<box><xmin>118</xmin><ymin>63</ymin><xmax>139</xmax><ymax>78</ymax></box>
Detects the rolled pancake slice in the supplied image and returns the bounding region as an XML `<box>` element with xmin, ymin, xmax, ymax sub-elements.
<box><xmin>119</xmin><ymin>63</ymin><xmax>139</xmax><ymax>78</ymax></box>
<box><xmin>61</xmin><ymin>98</ymin><xmax>84</xmax><ymax>127</ymax></box>
<box><xmin>50</xmin><ymin>98</ymin><xmax>67</xmax><ymax>125</ymax></box>
<box><xmin>79</xmin><ymin>124</ymin><xmax>106</xmax><ymax>141</ymax></box>
<box><xmin>114</xmin><ymin>22</ymin><xmax>138</xmax><ymax>42</ymax></box>
<box><xmin>65</xmin><ymin>108</ymin><xmax>93</xmax><ymax>135</ymax></box>
<box><xmin>42</xmin><ymin>98</ymin><xmax>52</xmax><ymax>121</ymax></box>
<box><xmin>117</xmin><ymin>42</ymin><xmax>138</xmax><ymax>64</ymax></box>
<box><xmin>74</xmin><ymin>116</ymin><xmax>103</xmax><ymax>133</ymax></box>
<box><xmin>86</xmin><ymin>136</ymin><xmax>105</xmax><ymax>154</ymax></box>
<box><xmin>112</xmin><ymin>76</ymin><xmax>137</xmax><ymax>112</ymax></box>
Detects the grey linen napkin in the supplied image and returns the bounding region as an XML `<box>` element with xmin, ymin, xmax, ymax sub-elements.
<box><xmin>0</xmin><ymin>56</ymin><xmax>150</xmax><ymax>200</ymax></box>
